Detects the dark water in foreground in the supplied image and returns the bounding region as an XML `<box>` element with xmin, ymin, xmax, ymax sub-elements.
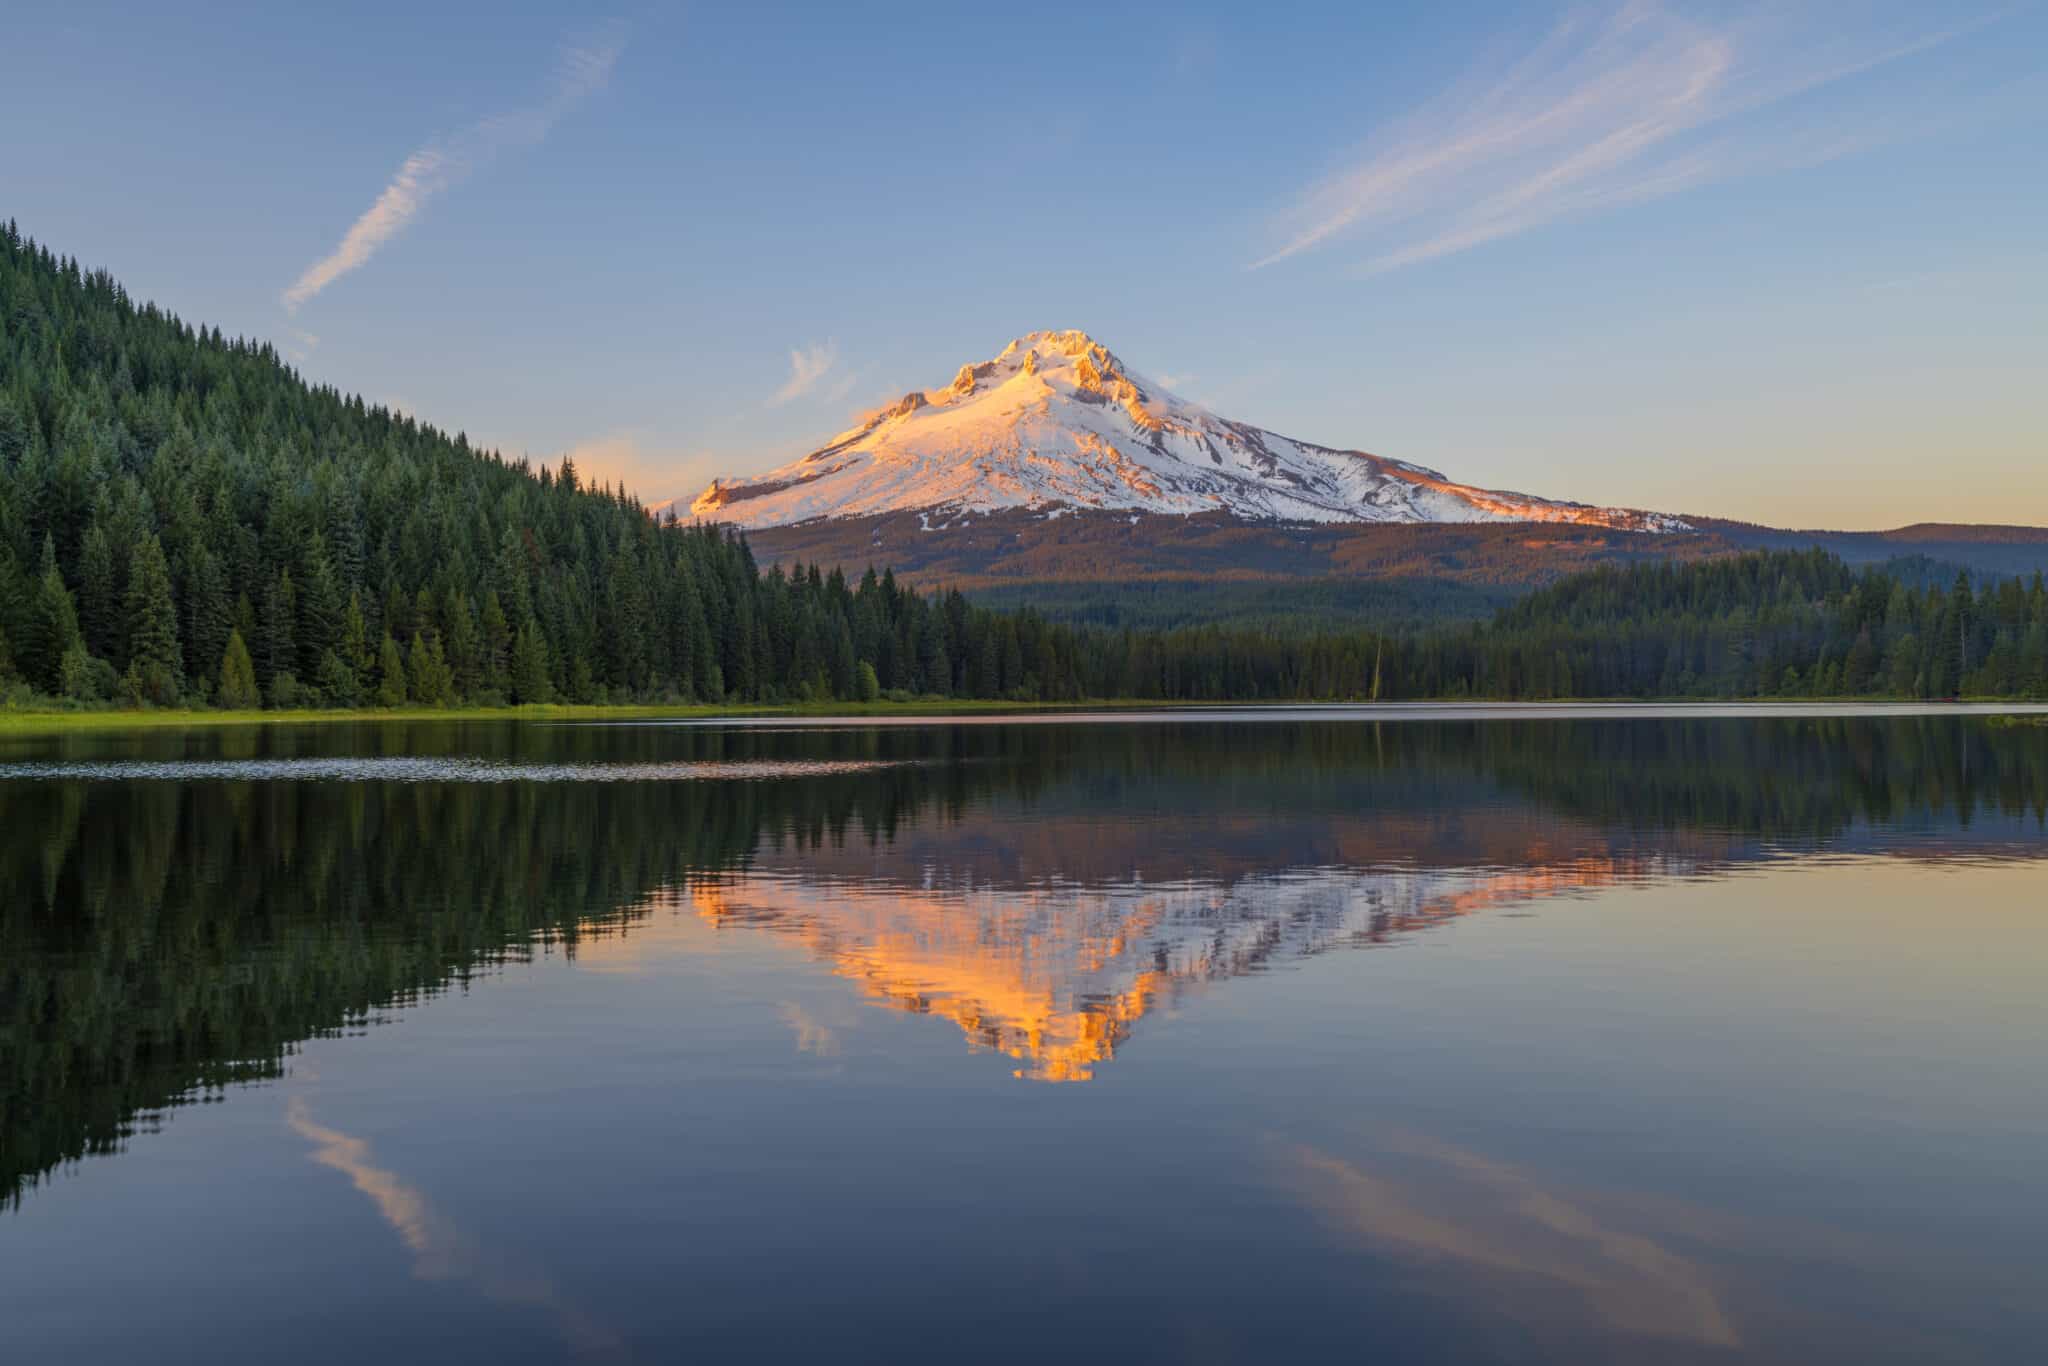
<box><xmin>2</xmin><ymin>710</ymin><xmax>2045</xmax><ymax>1364</ymax></box>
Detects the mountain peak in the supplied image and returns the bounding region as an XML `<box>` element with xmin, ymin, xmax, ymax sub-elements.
<box><xmin>1001</xmin><ymin>328</ymin><xmax>1109</xmax><ymax>356</ymax></box>
<box><xmin>692</xmin><ymin>334</ymin><xmax>1683</xmax><ymax>533</ymax></box>
<box><xmin>1000</xmin><ymin>330</ymin><xmax>1134</xmax><ymax>385</ymax></box>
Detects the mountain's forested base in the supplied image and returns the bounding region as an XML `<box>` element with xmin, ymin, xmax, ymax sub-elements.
<box><xmin>3</xmin><ymin>223</ymin><xmax>2046</xmax><ymax>710</ymax></box>
<box><xmin>959</xmin><ymin>576</ymin><xmax>1515</xmax><ymax>633</ymax></box>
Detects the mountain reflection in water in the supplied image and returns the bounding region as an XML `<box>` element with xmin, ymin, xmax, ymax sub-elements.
<box><xmin>3</xmin><ymin>714</ymin><xmax>2045</xmax><ymax>1207</ymax></box>
<box><xmin>685</xmin><ymin>854</ymin><xmax>1698</xmax><ymax>1082</ymax></box>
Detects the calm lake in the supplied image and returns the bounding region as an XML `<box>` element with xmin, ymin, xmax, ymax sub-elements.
<box><xmin>3</xmin><ymin>708</ymin><xmax>2045</xmax><ymax>1364</ymax></box>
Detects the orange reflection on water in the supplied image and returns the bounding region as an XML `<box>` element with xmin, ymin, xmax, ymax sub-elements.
<box><xmin>684</xmin><ymin>850</ymin><xmax>1687</xmax><ymax>1082</ymax></box>
<box><xmin>693</xmin><ymin>880</ymin><xmax>1171</xmax><ymax>1080</ymax></box>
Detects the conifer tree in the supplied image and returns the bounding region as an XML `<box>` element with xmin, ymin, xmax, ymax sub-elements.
<box><xmin>480</xmin><ymin>590</ymin><xmax>512</xmax><ymax>696</ymax></box>
<box><xmin>24</xmin><ymin>536</ymin><xmax>82</xmax><ymax>693</ymax></box>
<box><xmin>1948</xmin><ymin>572</ymin><xmax>1974</xmax><ymax>683</ymax></box>
<box><xmin>123</xmin><ymin>533</ymin><xmax>182</xmax><ymax>700</ymax></box>
<box><xmin>77</xmin><ymin>518</ymin><xmax>120</xmax><ymax>662</ymax></box>
<box><xmin>184</xmin><ymin>548</ymin><xmax>232</xmax><ymax>687</ymax></box>
<box><xmin>408</xmin><ymin>631</ymin><xmax>454</xmax><ymax>705</ymax></box>
<box><xmin>445</xmin><ymin>593</ymin><xmax>481</xmax><ymax>700</ymax></box>
<box><xmin>296</xmin><ymin>534</ymin><xmax>343</xmax><ymax>680</ymax></box>
<box><xmin>316</xmin><ymin>649</ymin><xmax>360</xmax><ymax>707</ymax></box>
<box><xmin>1842</xmin><ymin>626</ymin><xmax>1877</xmax><ymax>695</ymax></box>
<box><xmin>1884</xmin><ymin>632</ymin><xmax>1921</xmax><ymax>696</ymax></box>
<box><xmin>412</xmin><ymin>587</ymin><xmax>440</xmax><ymax>652</ymax></box>
<box><xmin>918</xmin><ymin>621</ymin><xmax>950</xmax><ymax>696</ymax></box>
<box><xmin>260</xmin><ymin>570</ymin><xmax>296</xmax><ymax>689</ymax></box>
<box><xmin>232</xmin><ymin>592</ymin><xmax>258</xmax><ymax>655</ymax></box>
<box><xmin>340</xmin><ymin>592</ymin><xmax>372</xmax><ymax>694</ymax></box>
<box><xmin>510</xmin><ymin>619</ymin><xmax>553</xmax><ymax>703</ymax></box>
<box><xmin>376</xmin><ymin>635</ymin><xmax>409</xmax><ymax>708</ymax></box>
<box><xmin>2022</xmin><ymin>623</ymin><xmax>2048</xmax><ymax>699</ymax></box>
<box><xmin>495</xmin><ymin>527</ymin><xmax>532</xmax><ymax>624</ymax></box>
<box><xmin>217</xmin><ymin>630</ymin><xmax>259</xmax><ymax>709</ymax></box>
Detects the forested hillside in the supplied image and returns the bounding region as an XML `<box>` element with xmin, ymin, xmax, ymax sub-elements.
<box><xmin>0</xmin><ymin>222</ymin><xmax>1081</xmax><ymax>708</ymax></box>
<box><xmin>1446</xmin><ymin>550</ymin><xmax>2047</xmax><ymax>699</ymax></box>
<box><xmin>2</xmin><ymin>225</ymin><xmax>2044</xmax><ymax>708</ymax></box>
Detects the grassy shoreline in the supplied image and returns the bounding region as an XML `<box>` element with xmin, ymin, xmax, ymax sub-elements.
<box><xmin>0</xmin><ymin>698</ymin><xmax>1097</xmax><ymax>733</ymax></box>
<box><xmin>4</xmin><ymin>696</ymin><xmax>2047</xmax><ymax>735</ymax></box>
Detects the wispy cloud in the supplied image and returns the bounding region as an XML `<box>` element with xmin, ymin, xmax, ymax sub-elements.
<box><xmin>1252</xmin><ymin>3</ymin><xmax>1998</xmax><ymax>275</ymax></box>
<box><xmin>1271</xmin><ymin>1131</ymin><xmax>1740</xmax><ymax>1348</ymax></box>
<box><xmin>282</xmin><ymin>24</ymin><xmax>624</xmax><ymax>313</ymax></box>
<box><xmin>288</xmin><ymin>1098</ymin><xmax>624</xmax><ymax>1356</ymax></box>
<box><xmin>771</xmin><ymin>341</ymin><xmax>841</xmax><ymax>405</ymax></box>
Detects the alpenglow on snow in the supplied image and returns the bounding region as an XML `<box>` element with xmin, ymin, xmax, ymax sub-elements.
<box><xmin>692</xmin><ymin>331</ymin><xmax>1684</xmax><ymax>531</ymax></box>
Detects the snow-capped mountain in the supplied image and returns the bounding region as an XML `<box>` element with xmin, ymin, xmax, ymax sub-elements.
<box><xmin>692</xmin><ymin>330</ymin><xmax>1684</xmax><ymax>532</ymax></box>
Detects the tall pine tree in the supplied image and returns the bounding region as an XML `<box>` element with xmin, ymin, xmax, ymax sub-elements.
<box><xmin>122</xmin><ymin>532</ymin><xmax>182</xmax><ymax>700</ymax></box>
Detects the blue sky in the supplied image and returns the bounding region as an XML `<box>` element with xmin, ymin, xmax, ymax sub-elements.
<box><xmin>5</xmin><ymin>1</ymin><xmax>2044</xmax><ymax>529</ymax></box>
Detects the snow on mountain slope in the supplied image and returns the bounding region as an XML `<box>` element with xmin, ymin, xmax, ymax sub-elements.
<box><xmin>692</xmin><ymin>331</ymin><xmax>1684</xmax><ymax>532</ymax></box>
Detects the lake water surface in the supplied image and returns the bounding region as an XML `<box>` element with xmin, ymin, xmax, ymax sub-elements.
<box><xmin>3</xmin><ymin>709</ymin><xmax>2045</xmax><ymax>1363</ymax></box>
